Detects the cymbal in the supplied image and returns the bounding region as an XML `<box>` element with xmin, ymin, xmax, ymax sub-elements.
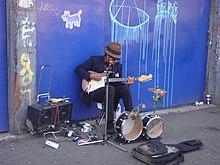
<box><xmin>148</xmin><ymin>87</ymin><xmax>167</xmax><ymax>94</ymax></box>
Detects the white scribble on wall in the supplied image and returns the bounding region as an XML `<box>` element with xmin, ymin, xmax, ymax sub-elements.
<box><xmin>61</xmin><ymin>10</ymin><xmax>82</xmax><ymax>29</ymax></box>
<box><xmin>37</xmin><ymin>1</ymin><xmax>61</xmax><ymax>16</ymax></box>
<box><xmin>152</xmin><ymin>0</ymin><xmax>178</xmax><ymax>106</ymax></box>
<box><xmin>19</xmin><ymin>16</ymin><xmax>35</xmax><ymax>47</ymax></box>
<box><xmin>17</xmin><ymin>0</ymin><xmax>34</xmax><ymax>9</ymax></box>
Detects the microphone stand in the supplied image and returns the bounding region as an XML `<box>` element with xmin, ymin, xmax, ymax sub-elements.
<box><xmin>79</xmin><ymin>63</ymin><xmax>126</xmax><ymax>152</ymax></box>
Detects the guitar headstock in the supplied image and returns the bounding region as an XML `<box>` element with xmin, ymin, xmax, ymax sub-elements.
<box><xmin>138</xmin><ymin>74</ymin><xmax>153</xmax><ymax>82</ymax></box>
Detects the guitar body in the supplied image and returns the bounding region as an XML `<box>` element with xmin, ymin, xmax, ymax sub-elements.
<box><xmin>81</xmin><ymin>72</ymin><xmax>153</xmax><ymax>93</ymax></box>
<box><xmin>82</xmin><ymin>78</ymin><xmax>106</xmax><ymax>93</ymax></box>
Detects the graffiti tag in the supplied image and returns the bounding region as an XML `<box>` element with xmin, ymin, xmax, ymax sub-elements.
<box><xmin>37</xmin><ymin>1</ymin><xmax>61</xmax><ymax>16</ymax></box>
<box><xmin>18</xmin><ymin>16</ymin><xmax>35</xmax><ymax>47</ymax></box>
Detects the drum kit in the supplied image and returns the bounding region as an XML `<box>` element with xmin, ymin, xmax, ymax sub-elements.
<box><xmin>114</xmin><ymin>87</ymin><xmax>167</xmax><ymax>142</ymax></box>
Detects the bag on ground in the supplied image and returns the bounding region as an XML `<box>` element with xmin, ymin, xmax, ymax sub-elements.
<box><xmin>132</xmin><ymin>140</ymin><xmax>184</xmax><ymax>165</ymax></box>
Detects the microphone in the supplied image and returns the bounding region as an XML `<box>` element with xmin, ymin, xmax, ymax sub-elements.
<box><xmin>105</xmin><ymin>61</ymin><xmax>113</xmax><ymax>71</ymax></box>
<box><xmin>108</xmin><ymin>61</ymin><xmax>113</xmax><ymax>66</ymax></box>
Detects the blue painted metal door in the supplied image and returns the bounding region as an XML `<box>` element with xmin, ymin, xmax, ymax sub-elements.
<box><xmin>0</xmin><ymin>0</ymin><xmax>8</xmax><ymax>132</ymax></box>
<box><xmin>36</xmin><ymin>0</ymin><xmax>210</xmax><ymax>121</ymax></box>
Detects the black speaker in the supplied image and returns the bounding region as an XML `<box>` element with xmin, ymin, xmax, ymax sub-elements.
<box><xmin>26</xmin><ymin>100</ymin><xmax>73</xmax><ymax>134</ymax></box>
<box><xmin>26</xmin><ymin>102</ymin><xmax>56</xmax><ymax>134</ymax></box>
<box><xmin>55</xmin><ymin>100</ymin><xmax>73</xmax><ymax>125</ymax></box>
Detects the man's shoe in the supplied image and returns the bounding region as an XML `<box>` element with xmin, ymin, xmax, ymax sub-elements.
<box><xmin>107</xmin><ymin>127</ymin><xmax>116</xmax><ymax>134</ymax></box>
<box><xmin>107</xmin><ymin>121</ymin><xmax>116</xmax><ymax>134</ymax></box>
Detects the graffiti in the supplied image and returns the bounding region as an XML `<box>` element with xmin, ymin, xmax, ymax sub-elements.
<box><xmin>18</xmin><ymin>16</ymin><xmax>35</xmax><ymax>47</ymax></box>
<box><xmin>19</xmin><ymin>53</ymin><xmax>33</xmax><ymax>105</ymax></box>
<box><xmin>109</xmin><ymin>0</ymin><xmax>178</xmax><ymax>106</ymax></box>
<box><xmin>20</xmin><ymin>53</ymin><xmax>33</xmax><ymax>86</ymax></box>
<box><xmin>109</xmin><ymin>0</ymin><xmax>149</xmax><ymax>99</ymax></box>
<box><xmin>61</xmin><ymin>10</ymin><xmax>82</xmax><ymax>29</ymax></box>
<box><xmin>17</xmin><ymin>0</ymin><xmax>34</xmax><ymax>9</ymax></box>
<box><xmin>37</xmin><ymin>1</ymin><xmax>61</xmax><ymax>16</ymax></box>
<box><xmin>152</xmin><ymin>0</ymin><xmax>178</xmax><ymax>106</ymax></box>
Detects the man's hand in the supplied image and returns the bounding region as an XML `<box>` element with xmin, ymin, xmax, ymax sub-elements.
<box><xmin>127</xmin><ymin>76</ymin><xmax>135</xmax><ymax>85</ymax></box>
<box><xmin>89</xmin><ymin>73</ymin><xmax>102</xmax><ymax>81</ymax></box>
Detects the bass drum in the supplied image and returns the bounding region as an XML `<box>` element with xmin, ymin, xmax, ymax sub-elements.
<box><xmin>142</xmin><ymin>115</ymin><xmax>164</xmax><ymax>139</ymax></box>
<box><xmin>114</xmin><ymin>112</ymin><xmax>143</xmax><ymax>142</ymax></box>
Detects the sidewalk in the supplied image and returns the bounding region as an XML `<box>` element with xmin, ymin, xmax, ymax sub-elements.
<box><xmin>0</xmin><ymin>104</ymin><xmax>219</xmax><ymax>165</ymax></box>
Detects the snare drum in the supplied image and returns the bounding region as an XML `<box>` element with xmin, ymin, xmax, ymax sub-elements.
<box><xmin>114</xmin><ymin>112</ymin><xmax>143</xmax><ymax>142</ymax></box>
<box><xmin>142</xmin><ymin>115</ymin><xmax>164</xmax><ymax>139</ymax></box>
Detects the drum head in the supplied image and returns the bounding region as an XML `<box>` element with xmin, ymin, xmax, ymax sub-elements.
<box><xmin>121</xmin><ymin>117</ymin><xmax>143</xmax><ymax>141</ymax></box>
<box><xmin>115</xmin><ymin>112</ymin><xmax>143</xmax><ymax>141</ymax></box>
<box><xmin>146</xmin><ymin>116</ymin><xmax>164</xmax><ymax>139</ymax></box>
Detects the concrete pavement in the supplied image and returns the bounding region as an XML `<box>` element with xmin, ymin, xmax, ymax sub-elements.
<box><xmin>0</xmin><ymin>104</ymin><xmax>219</xmax><ymax>165</ymax></box>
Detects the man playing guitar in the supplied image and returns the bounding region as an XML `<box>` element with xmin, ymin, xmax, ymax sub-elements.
<box><xmin>76</xmin><ymin>42</ymin><xmax>135</xmax><ymax>134</ymax></box>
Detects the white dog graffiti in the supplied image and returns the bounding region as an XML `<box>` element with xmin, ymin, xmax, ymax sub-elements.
<box><xmin>61</xmin><ymin>10</ymin><xmax>82</xmax><ymax>29</ymax></box>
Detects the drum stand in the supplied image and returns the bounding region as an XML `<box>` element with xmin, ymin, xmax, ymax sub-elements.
<box><xmin>79</xmin><ymin>67</ymin><xmax>127</xmax><ymax>152</ymax></box>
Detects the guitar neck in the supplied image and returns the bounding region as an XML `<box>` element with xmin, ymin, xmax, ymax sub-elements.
<box><xmin>108</xmin><ymin>77</ymin><xmax>139</xmax><ymax>83</ymax></box>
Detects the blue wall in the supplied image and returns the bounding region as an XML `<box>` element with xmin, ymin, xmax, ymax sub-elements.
<box><xmin>36</xmin><ymin>0</ymin><xmax>210</xmax><ymax>121</ymax></box>
<box><xmin>0</xmin><ymin>0</ymin><xmax>8</xmax><ymax>132</ymax></box>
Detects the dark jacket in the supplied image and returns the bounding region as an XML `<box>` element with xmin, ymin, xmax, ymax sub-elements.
<box><xmin>75</xmin><ymin>55</ymin><xmax>122</xmax><ymax>81</ymax></box>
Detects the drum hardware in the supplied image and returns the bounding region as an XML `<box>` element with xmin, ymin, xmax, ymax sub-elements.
<box><xmin>148</xmin><ymin>87</ymin><xmax>167</xmax><ymax>94</ymax></box>
<box><xmin>114</xmin><ymin>125</ymin><xmax>120</xmax><ymax>129</ymax></box>
<box><xmin>148</xmin><ymin>86</ymin><xmax>167</xmax><ymax>114</ymax></box>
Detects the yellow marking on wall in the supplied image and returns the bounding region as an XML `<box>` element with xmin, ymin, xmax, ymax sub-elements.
<box><xmin>20</xmin><ymin>53</ymin><xmax>33</xmax><ymax>86</ymax></box>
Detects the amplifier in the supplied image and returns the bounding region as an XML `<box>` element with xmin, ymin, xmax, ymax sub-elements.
<box><xmin>26</xmin><ymin>101</ymin><xmax>56</xmax><ymax>134</ymax></box>
<box><xmin>56</xmin><ymin>100</ymin><xmax>73</xmax><ymax>125</ymax></box>
<box><xmin>26</xmin><ymin>100</ymin><xmax>73</xmax><ymax>134</ymax></box>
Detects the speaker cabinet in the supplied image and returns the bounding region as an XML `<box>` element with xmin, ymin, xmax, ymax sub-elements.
<box><xmin>56</xmin><ymin>100</ymin><xmax>73</xmax><ymax>125</ymax></box>
<box><xmin>26</xmin><ymin>100</ymin><xmax>73</xmax><ymax>134</ymax></box>
<box><xmin>26</xmin><ymin>102</ymin><xmax>56</xmax><ymax>134</ymax></box>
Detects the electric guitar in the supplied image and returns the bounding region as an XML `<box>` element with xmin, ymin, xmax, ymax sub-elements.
<box><xmin>82</xmin><ymin>72</ymin><xmax>153</xmax><ymax>93</ymax></box>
